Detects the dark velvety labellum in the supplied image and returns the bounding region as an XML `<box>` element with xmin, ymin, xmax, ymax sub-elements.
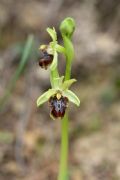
<box><xmin>49</xmin><ymin>96</ymin><xmax>68</xmax><ymax>118</ymax></box>
<box><xmin>39</xmin><ymin>52</ymin><xmax>53</xmax><ymax>69</ymax></box>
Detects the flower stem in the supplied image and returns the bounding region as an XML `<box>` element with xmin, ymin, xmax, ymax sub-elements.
<box><xmin>58</xmin><ymin>113</ymin><xmax>69</xmax><ymax>180</ymax></box>
<box><xmin>58</xmin><ymin>36</ymin><xmax>73</xmax><ymax>180</ymax></box>
<box><xmin>50</xmin><ymin>68</ymin><xmax>59</xmax><ymax>88</ymax></box>
<box><xmin>65</xmin><ymin>59</ymin><xmax>72</xmax><ymax>80</ymax></box>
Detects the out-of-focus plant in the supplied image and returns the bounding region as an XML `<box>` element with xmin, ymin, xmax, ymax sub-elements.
<box><xmin>37</xmin><ymin>17</ymin><xmax>80</xmax><ymax>180</ymax></box>
<box><xmin>0</xmin><ymin>35</ymin><xmax>34</xmax><ymax>111</ymax></box>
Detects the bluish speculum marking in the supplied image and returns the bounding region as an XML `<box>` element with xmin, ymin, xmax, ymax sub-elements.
<box><xmin>49</xmin><ymin>95</ymin><xmax>68</xmax><ymax>119</ymax></box>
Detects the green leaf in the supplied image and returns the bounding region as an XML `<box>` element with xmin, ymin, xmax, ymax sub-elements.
<box><xmin>61</xmin><ymin>79</ymin><xmax>76</xmax><ymax>90</ymax></box>
<box><xmin>50</xmin><ymin>51</ymin><xmax>58</xmax><ymax>71</ymax></box>
<box><xmin>63</xmin><ymin>90</ymin><xmax>80</xmax><ymax>106</ymax></box>
<box><xmin>37</xmin><ymin>89</ymin><xmax>56</xmax><ymax>107</ymax></box>
<box><xmin>46</xmin><ymin>27</ymin><xmax>57</xmax><ymax>42</ymax></box>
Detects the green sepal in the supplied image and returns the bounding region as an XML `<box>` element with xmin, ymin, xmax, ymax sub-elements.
<box><xmin>46</xmin><ymin>27</ymin><xmax>57</xmax><ymax>42</ymax></box>
<box><xmin>61</xmin><ymin>79</ymin><xmax>76</xmax><ymax>90</ymax></box>
<box><xmin>63</xmin><ymin>90</ymin><xmax>80</xmax><ymax>106</ymax></box>
<box><xmin>50</xmin><ymin>51</ymin><xmax>58</xmax><ymax>71</ymax></box>
<box><xmin>37</xmin><ymin>89</ymin><xmax>56</xmax><ymax>107</ymax></box>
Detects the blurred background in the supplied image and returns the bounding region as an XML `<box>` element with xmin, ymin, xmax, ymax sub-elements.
<box><xmin>0</xmin><ymin>0</ymin><xmax>120</xmax><ymax>179</ymax></box>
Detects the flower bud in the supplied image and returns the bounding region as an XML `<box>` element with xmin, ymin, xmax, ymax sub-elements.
<box><xmin>60</xmin><ymin>17</ymin><xmax>75</xmax><ymax>38</ymax></box>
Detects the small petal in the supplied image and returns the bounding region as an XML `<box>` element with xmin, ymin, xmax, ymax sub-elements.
<box><xmin>37</xmin><ymin>89</ymin><xmax>56</xmax><ymax>107</ymax></box>
<box><xmin>61</xmin><ymin>79</ymin><xmax>76</xmax><ymax>90</ymax></box>
<box><xmin>50</xmin><ymin>51</ymin><xmax>58</xmax><ymax>71</ymax></box>
<box><xmin>63</xmin><ymin>90</ymin><xmax>80</xmax><ymax>106</ymax></box>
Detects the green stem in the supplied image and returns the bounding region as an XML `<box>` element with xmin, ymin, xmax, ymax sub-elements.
<box><xmin>58</xmin><ymin>113</ymin><xmax>69</xmax><ymax>180</ymax></box>
<box><xmin>58</xmin><ymin>35</ymin><xmax>73</xmax><ymax>180</ymax></box>
<box><xmin>65</xmin><ymin>58</ymin><xmax>72</xmax><ymax>80</ymax></box>
<box><xmin>50</xmin><ymin>68</ymin><xmax>59</xmax><ymax>88</ymax></box>
<box><xmin>64</xmin><ymin>35</ymin><xmax>74</xmax><ymax>81</ymax></box>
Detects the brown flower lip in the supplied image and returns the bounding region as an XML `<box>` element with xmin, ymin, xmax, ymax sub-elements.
<box><xmin>39</xmin><ymin>51</ymin><xmax>53</xmax><ymax>70</ymax></box>
<box><xmin>49</xmin><ymin>94</ymin><xmax>68</xmax><ymax>119</ymax></box>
